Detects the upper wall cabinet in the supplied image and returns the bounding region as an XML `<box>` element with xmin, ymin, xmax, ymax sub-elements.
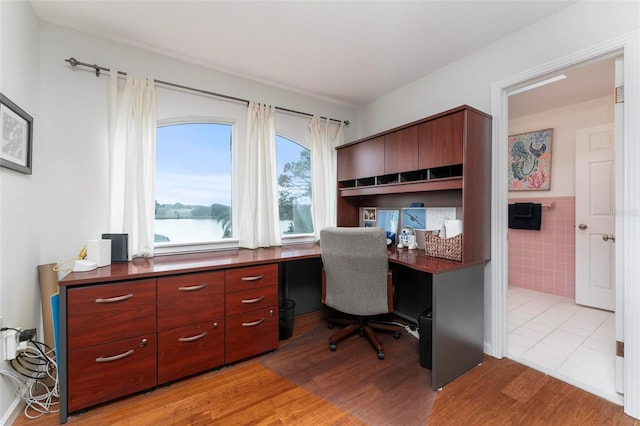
<box><xmin>418</xmin><ymin>111</ymin><xmax>464</xmax><ymax>169</ymax></box>
<box><xmin>384</xmin><ymin>126</ymin><xmax>420</xmax><ymax>174</ymax></box>
<box><xmin>337</xmin><ymin>135</ymin><xmax>384</xmax><ymax>182</ymax></box>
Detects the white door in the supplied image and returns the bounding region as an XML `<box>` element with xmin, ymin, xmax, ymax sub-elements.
<box><xmin>575</xmin><ymin>123</ymin><xmax>615</xmax><ymax>311</ymax></box>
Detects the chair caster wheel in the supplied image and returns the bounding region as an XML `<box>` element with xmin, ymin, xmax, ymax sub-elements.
<box><xmin>393</xmin><ymin>331</ymin><xmax>401</xmax><ymax>339</ymax></box>
<box><xmin>330</xmin><ymin>343</ymin><xmax>337</xmax><ymax>351</ymax></box>
<box><xmin>377</xmin><ymin>351</ymin><xmax>385</xmax><ymax>360</ymax></box>
<box><xmin>359</xmin><ymin>328</ymin><xmax>365</xmax><ymax>337</ymax></box>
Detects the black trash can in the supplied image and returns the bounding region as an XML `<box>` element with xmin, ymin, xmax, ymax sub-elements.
<box><xmin>419</xmin><ymin>308</ymin><xmax>432</xmax><ymax>369</ymax></box>
<box><xmin>279</xmin><ymin>299</ymin><xmax>296</xmax><ymax>340</ymax></box>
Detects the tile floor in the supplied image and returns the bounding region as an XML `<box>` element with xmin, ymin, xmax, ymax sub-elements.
<box><xmin>508</xmin><ymin>286</ymin><xmax>622</xmax><ymax>405</ymax></box>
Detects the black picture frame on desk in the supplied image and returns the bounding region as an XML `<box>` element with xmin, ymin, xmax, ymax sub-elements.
<box><xmin>0</xmin><ymin>93</ymin><xmax>33</xmax><ymax>174</ymax></box>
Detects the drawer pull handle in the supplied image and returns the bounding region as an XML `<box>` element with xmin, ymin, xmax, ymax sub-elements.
<box><xmin>241</xmin><ymin>296</ymin><xmax>265</xmax><ymax>304</ymax></box>
<box><xmin>178</xmin><ymin>283</ymin><xmax>207</xmax><ymax>292</ymax></box>
<box><xmin>96</xmin><ymin>349</ymin><xmax>134</xmax><ymax>363</ymax></box>
<box><xmin>178</xmin><ymin>332</ymin><xmax>208</xmax><ymax>342</ymax></box>
<box><xmin>241</xmin><ymin>275</ymin><xmax>264</xmax><ymax>282</ymax></box>
<box><xmin>242</xmin><ymin>318</ymin><xmax>265</xmax><ymax>327</ymax></box>
<box><xmin>95</xmin><ymin>293</ymin><xmax>134</xmax><ymax>304</ymax></box>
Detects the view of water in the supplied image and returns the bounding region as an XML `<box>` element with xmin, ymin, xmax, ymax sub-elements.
<box><xmin>155</xmin><ymin>218</ymin><xmax>296</xmax><ymax>243</ymax></box>
<box><xmin>155</xmin><ymin>219</ymin><xmax>225</xmax><ymax>243</ymax></box>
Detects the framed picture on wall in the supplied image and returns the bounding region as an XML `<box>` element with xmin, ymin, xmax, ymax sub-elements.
<box><xmin>377</xmin><ymin>209</ymin><xmax>399</xmax><ymax>244</ymax></box>
<box><xmin>508</xmin><ymin>128</ymin><xmax>552</xmax><ymax>191</ymax></box>
<box><xmin>0</xmin><ymin>93</ymin><xmax>33</xmax><ymax>174</ymax></box>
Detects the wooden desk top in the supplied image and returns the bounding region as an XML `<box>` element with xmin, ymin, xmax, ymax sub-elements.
<box><xmin>60</xmin><ymin>243</ymin><xmax>480</xmax><ymax>287</ymax></box>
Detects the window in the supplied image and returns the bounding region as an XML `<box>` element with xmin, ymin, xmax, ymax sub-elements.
<box><xmin>276</xmin><ymin>135</ymin><xmax>313</xmax><ymax>236</ymax></box>
<box><xmin>155</xmin><ymin>122</ymin><xmax>232</xmax><ymax>245</ymax></box>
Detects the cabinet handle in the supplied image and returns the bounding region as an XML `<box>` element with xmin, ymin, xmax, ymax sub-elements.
<box><xmin>178</xmin><ymin>332</ymin><xmax>208</xmax><ymax>342</ymax></box>
<box><xmin>242</xmin><ymin>318</ymin><xmax>265</xmax><ymax>327</ymax></box>
<box><xmin>241</xmin><ymin>275</ymin><xmax>264</xmax><ymax>282</ymax></box>
<box><xmin>96</xmin><ymin>349</ymin><xmax>134</xmax><ymax>363</ymax></box>
<box><xmin>178</xmin><ymin>283</ymin><xmax>207</xmax><ymax>292</ymax></box>
<box><xmin>241</xmin><ymin>296</ymin><xmax>265</xmax><ymax>304</ymax></box>
<box><xmin>95</xmin><ymin>293</ymin><xmax>134</xmax><ymax>304</ymax></box>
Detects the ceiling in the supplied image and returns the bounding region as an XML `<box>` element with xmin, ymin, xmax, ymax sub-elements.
<box><xmin>29</xmin><ymin>0</ymin><xmax>612</xmax><ymax>115</ymax></box>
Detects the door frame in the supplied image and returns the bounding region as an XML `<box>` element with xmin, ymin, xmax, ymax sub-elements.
<box><xmin>488</xmin><ymin>30</ymin><xmax>640</xmax><ymax>418</ymax></box>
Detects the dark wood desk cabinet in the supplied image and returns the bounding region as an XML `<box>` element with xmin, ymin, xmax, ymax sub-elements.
<box><xmin>337</xmin><ymin>105</ymin><xmax>491</xmax><ymax>266</ymax></box>
<box><xmin>59</xmin><ymin>255</ymin><xmax>288</xmax><ymax>423</ymax></box>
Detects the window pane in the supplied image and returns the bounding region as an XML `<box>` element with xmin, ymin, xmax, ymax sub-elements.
<box><xmin>276</xmin><ymin>135</ymin><xmax>313</xmax><ymax>235</ymax></box>
<box><xmin>155</xmin><ymin>123</ymin><xmax>232</xmax><ymax>244</ymax></box>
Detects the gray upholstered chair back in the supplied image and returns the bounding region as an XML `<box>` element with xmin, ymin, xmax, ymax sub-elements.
<box><xmin>320</xmin><ymin>227</ymin><xmax>390</xmax><ymax>316</ymax></box>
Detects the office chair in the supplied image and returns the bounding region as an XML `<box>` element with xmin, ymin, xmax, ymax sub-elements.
<box><xmin>320</xmin><ymin>227</ymin><xmax>402</xmax><ymax>360</ymax></box>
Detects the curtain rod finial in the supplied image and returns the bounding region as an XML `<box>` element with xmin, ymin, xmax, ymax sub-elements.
<box><xmin>66</xmin><ymin>57</ymin><xmax>79</xmax><ymax>67</ymax></box>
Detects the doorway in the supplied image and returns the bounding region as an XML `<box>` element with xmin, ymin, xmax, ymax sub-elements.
<box><xmin>490</xmin><ymin>31</ymin><xmax>640</xmax><ymax>418</ymax></box>
<box><xmin>504</xmin><ymin>57</ymin><xmax>619</xmax><ymax>403</ymax></box>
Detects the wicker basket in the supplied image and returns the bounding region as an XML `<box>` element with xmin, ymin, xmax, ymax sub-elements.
<box><xmin>424</xmin><ymin>233</ymin><xmax>462</xmax><ymax>262</ymax></box>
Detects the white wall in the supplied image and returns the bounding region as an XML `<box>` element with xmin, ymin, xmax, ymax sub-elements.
<box><xmin>508</xmin><ymin>95</ymin><xmax>613</xmax><ymax>198</ymax></box>
<box><xmin>356</xmin><ymin>1</ymin><xmax>639</xmax><ymax>138</ymax></box>
<box><xmin>0</xmin><ymin>1</ymin><xmax>42</xmax><ymax>422</ymax></box>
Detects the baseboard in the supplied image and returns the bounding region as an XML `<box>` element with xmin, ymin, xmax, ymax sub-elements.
<box><xmin>0</xmin><ymin>394</ymin><xmax>23</xmax><ymax>426</ymax></box>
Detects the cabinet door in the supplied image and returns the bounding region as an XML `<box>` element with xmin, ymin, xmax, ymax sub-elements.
<box><xmin>384</xmin><ymin>126</ymin><xmax>419</xmax><ymax>174</ymax></box>
<box><xmin>157</xmin><ymin>271</ymin><xmax>224</xmax><ymax>331</ymax></box>
<box><xmin>337</xmin><ymin>136</ymin><xmax>384</xmax><ymax>181</ymax></box>
<box><xmin>418</xmin><ymin>111</ymin><xmax>464</xmax><ymax>169</ymax></box>
<box><xmin>157</xmin><ymin>320</ymin><xmax>225</xmax><ymax>384</ymax></box>
<box><xmin>67</xmin><ymin>280</ymin><xmax>156</xmax><ymax>350</ymax></box>
<box><xmin>226</xmin><ymin>306</ymin><xmax>278</xmax><ymax>364</ymax></box>
<box><xmin>225</xmin><ymin>264</ymin><xmax>278</xmax><ymax>293</ymax></box>
<box><xmin>226</xmin><ymin>285</ymin><xmax>278</xmax><ymax>316</ymax></box>
<box><xmin>68</xmin><ymin>334</ymin><xmax>157</xmax><ymax>413</ymax></box>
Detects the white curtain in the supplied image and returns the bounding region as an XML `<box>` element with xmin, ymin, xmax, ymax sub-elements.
<box><xmin>310</xmin><ymin>116</ymin><xmax>344</xmax><ymax>240</ymax></box>
<box><xmin>238</xmin><ymin>102</ymin><xmax>281</xmax><ymax>248</ymax></box>
<box><xmin>108</xmin><ymin>73</ymin><xmax>157</xmax><ymax>259</ymax></box>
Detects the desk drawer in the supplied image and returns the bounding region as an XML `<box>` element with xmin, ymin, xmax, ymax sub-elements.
<box><xmin>67</xmin><ymin>280</ymin><xmax>156</xmax><ymax>350</ymax></box>
<box><xmin>225</xmin><ymin>285</ymin><xmax>278</xmax><ymax>316</ymax></box>
<box><xmin>157</xmin><ymin>271</ymin><xmax>224</xmax><ymax>330</ymax></box>
<box><xmin>225</xmin><ymin>264</ymin><xmax>278</xmax><ymax>292</ymax></box>
<box><xmin>158</xmin><ymin>320</ymin><xmax>225</xmax><ymax>384</ymax></box>
<box><xmin>68</xmin><ymin>334</ymin><xmax>156</xmax><ymax>413</ymax></box>
<box><xmin>226</xmin><ymin>306</ymin><xmax>278</xmax><ymax>363</ymax></box>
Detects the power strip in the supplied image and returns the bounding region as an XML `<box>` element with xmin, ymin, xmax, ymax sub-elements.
<box><xmin>404</xmin><ymin>324</ymin><xmax>419</xmax><ymax>339</ymax></box>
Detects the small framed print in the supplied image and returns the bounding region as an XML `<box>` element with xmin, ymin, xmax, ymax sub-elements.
<box><xmin>401</xmin><ymin>207</ymin><xmax>427</xmax><ymax>230</ymax></box>
<box><xmin>1</xmin><ymin>93</ymin><xmax>33</xmax><ymax>174</ymax></box>
<box><xmin>363</xmin><ymin>207</ymin><xmax>377</xmax><ymax>222</ymax></box>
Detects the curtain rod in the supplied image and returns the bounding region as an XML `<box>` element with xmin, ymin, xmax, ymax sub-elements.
<box><xmin>64</xmin><ymin>57</ymin><xmax>350</xmax><ymax>126</ymax></box>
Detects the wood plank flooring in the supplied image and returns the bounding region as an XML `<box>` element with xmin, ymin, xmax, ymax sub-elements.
<box><xmin>12</xmin><ymin>310</ymin><xmax>639</xmax><ymax>425</ymax></box>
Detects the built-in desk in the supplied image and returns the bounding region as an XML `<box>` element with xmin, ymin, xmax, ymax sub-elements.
<box><xmin>57</xmin><ymin>243</ymin><xmax>483</xmax><ymax>423</ymax></box>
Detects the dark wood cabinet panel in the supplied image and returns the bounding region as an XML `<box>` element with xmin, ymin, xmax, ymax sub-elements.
<box><xmin>157</xmin><ymin>321</ymin><xmax>225</xmax><ymax>384</ymax></box>
<box><xmin>337</xmin><ymin>136</ymin><xmax>384</xmax><ymax>181</ymax></box>
<box><xmin>384</xmin><ymin>126</ymin><xmax>419</xmax><ymax>174</ymax></box>
<box><xmin>225</xmin><ymin>285</ymin><xmax>278</xmax><ymax>316</ymax></box>
<box><xmin>157</xmin><ymin>271</ymin><xmax>224</xmax><ymax>331</ymax></box>
<box><xmin>225</xmin><ymin>264</ymin><xmax>278</xmax><ymax>292</ymax></box>
<box><xmin>418</xmin><ymin>111</ymin><xmax>464</xmax><ymax>169</ymax></box>
<box><xmin>225</xmin><ymin>306</ymin><xmax>279</xmax><ymax>364</ymax></box>
<box><xmin>67</xmin><ymin>280</ymin><xmax>156</xmax><ymax>350</ymax></box>
<box><xmin>67</xmin><ymin>334</ymin><xmax>157</xmax><ymax>413</ymax></box>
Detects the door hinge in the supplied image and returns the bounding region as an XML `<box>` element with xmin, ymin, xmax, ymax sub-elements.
<box><xmin>615</xmin><ymin>86</ymin><xmax>624</xmax><ymax>104</ymax></box>
<box><xmin>617</xmin><ymin>340</ymin><xmax>624</xmax><ymax>357</ymax></box>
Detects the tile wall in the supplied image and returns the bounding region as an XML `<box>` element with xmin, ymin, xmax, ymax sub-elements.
<box><xmin>508</xmin><ymin>196</ymin><xmax>576</xmax><ymax>299</ymax></box>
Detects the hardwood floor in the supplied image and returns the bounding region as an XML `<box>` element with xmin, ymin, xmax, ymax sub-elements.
<box><xmin>13</xmin><ymin>311</ymin><xmax>638</xmax><ymax>425</ymax></box>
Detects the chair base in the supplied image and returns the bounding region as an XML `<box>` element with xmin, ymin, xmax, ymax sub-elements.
<box><xmin>327</xmin><ymin>316</ymin><xmax>403</xmax><ymax>360</ymax></box>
